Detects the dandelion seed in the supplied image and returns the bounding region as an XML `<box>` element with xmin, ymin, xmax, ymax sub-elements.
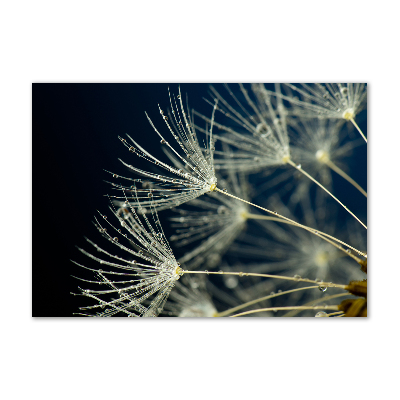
<box><xmin>163</xmin><ymin>276</ymin><xmax>218</xmax><ymax>317</ymax></box>
<box><xmin>71</xmin><ymin>199</ymin><xmax>183</xmax><ymax>317</ymax></box>
<box><xmin>169</xmin><ymin>172</ymin><xmax>249</xmax><ymax>269</ymax></box>
<box><xmin>261</xmin><ymin>83</ymin><xmax>367</xmax><ymax>142</ymax></box>
<box><xmin>110</xmin><ymin>87</ymin><xmax>218</xmax><ymax>212</ymax></box>
<box><xmin>195</xmin><ymin>83</ymin><xmax>291</xmax><ymax>173</ymax></box>
<box><xmin>264</xmin><ymin>83</ymin><xmax>366</xmax><ymax>121</ymax></box>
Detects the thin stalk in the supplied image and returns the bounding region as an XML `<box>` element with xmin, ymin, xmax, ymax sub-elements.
<box><xmin>350</xmin><ymin>118</ymin><xmax>367</xmax><ymax>143</ymax></box>
<box><xmin>326</xmin><ymin>311</ymin><xmax>345</xmax><ymax>317</ymax></box>
<box><xmin>182</xmin><ymin>270</ymin><xmax>347</xmax><ymax>290</ymax></box>
<box><xmin>286</xmin><ymin>159</ymin><xmax>367</xmax><ymax>229</ymax></box>
<box><xmin>324</xmin><ymin>158</ymin><xmax>367</xmax><ymax>197</ymax></box>
<box><xmin>216</xmin><ymin>285</ymin><xmax>320</xmax><ymax>317</ymax></box>
<box><xmin>215</xmin><ymin>188</ymin><xmax>366</xmax><ymax>260</ymax></box>
<box><xmin>243</xmin><ymin>212</ymin><xmax>364</xmax><ymax>262</ymax></box>
<box><xmin>283</xmin><ymin>292</ymin><xmax>350</xmax><ymax>317</ymax></box>
<box><xmin>231</xmin><ymin>305</ymin><xmax>339</xmax><ymax>318</ymax></box>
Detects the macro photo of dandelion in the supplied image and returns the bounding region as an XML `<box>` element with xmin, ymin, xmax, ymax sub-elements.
<box><xmin>33</xmin><ymin>83</ymin><xmax>367</xmax><ymax>318</ymax></box>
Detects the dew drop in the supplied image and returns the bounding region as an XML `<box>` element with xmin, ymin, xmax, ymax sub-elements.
<box><xmin>319</xmin><ymin>286</ymin><xmax>327</xmax><ymax>292</ymax></box>
<box><xmin>294</xmin><ymin>274</ymin><xmax>301</xmax><ymax>280</ymax></box>
<box><xmin>315</xmin><ymin>311</ymin><xmax>328</xmax><ymax>317</ymax></box>
<box><xmin>218</xmin><ymin>206</ymin><xmax>228</xmax><ymax>215</ymax></box>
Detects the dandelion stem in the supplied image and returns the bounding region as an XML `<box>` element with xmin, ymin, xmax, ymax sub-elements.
<box><xmin>323</xmin><ymin>158</ymin><xmax>367</xmax><ymax>198</ymax></box>
<box><xmin>285</xmin><ymin>159</ymin><xmax>367</xmax><ymax>229</ymax></box>
<box><xmin>182</xmin><ymin>270</ymin><xmax>347</xmax><ymax>289</ymax></box>
<box><xmin>350</xmin><ymin>118</ymin><xmax>367</xmax><ymax>143</ymax></box>
<box><xmin>326</xmin><ymin>311</ymin><xmax>345</xmax><ymax>317</ymax></box>
<box><xmin>215</xmin><ymin>188</ymin><xmax>366</xmax><ymax>260</ymax></box>
<box><xmin>243</xmin><ymin>212</ymin><xmax>364</xmax><ymax>262</ymax></box>
<box><xmin>230</xmin><ymin>305</ymin><xmax>339</xmax><ymax>317</ymax></box>
<box><xmin>216</xmin><ymin>286</ymin><xmax>320</xmax><ymax>317</ymax></box>
<box><xmin>283</xmin><ymin>292</ymin><xmax>350</xmax><ymax>317</ymax></box>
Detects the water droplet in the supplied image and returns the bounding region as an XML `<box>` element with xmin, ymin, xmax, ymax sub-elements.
<box><xmin>270</xmin><ymin>291</ymin><xmax>276</xmax><ymax>296</ymax></box>
<box><xmin>160</xmin><ymin>139</ymin><xmax>166</xmax><ymax>144</ymax></box>
<box><xmin>294</xmin><ymin>274</ymin><xmax>301</xmax><ymax>280</ymax></box>
<box><xmin>113</xmin><ymin>174</ymin><xmax>119</xmax><ymax>178</ymax></box>
<box><xmin>319</xmin><ymin>286</ymin><xmax>327</xmax><ymax>292</ymax></box>
<box><xmin>148</xmin><ymin>192</ymin><xmax>153</xmax><ymax>198</ymax></box>
<box><xmin>177</xmin><ymin>95</ymin><xmax>181</xmax><ymax>99</ymax></box>
<box><xmin>238</xmin><ymin>272</ymin><xmax>243</xmax><ymax>277</ymax></box>
<box><xmin>315</xmin><ymin>311</ymin><xmax>328</xmax><ymax>317</ymax></box>
<box><xmin>205</xmin><ymin>270</ymin><xmax>209</xmax><ymax>275</ymax></box>
<box><xmin>113</xmin><ymin>237</ymin><xmax>118</xmax><ymax>242</ymax></box>
<box><xmin>218</xmin><ymin>270</ymin><xmax>223</xmax><ymax>274</ymax></box>
<box><xmin>224</xmin><ymin>276</ymin><xmax>238</xmax><ymax>289</ymax></box>
<box><xmin>296</xmin><ymin>164</ymin><xmax>301</xmax><ymax>169</ymax></box>
<box><xmin>218</xmin><ymin>206</ymin><xmax>228</xmax><ymax>215</ymax></box>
